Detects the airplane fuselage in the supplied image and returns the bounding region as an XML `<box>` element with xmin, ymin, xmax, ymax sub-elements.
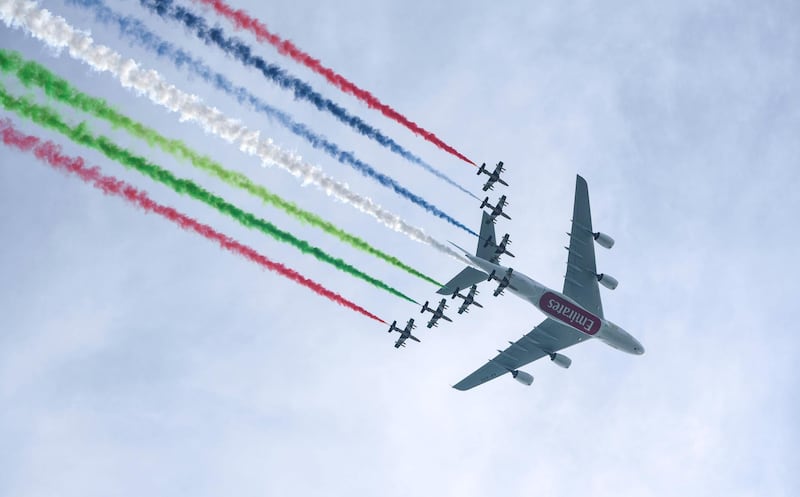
<box><xmin>463</xmin><ymin>254</ymin><xmax>644</xmax><ymax>355</ymax></box>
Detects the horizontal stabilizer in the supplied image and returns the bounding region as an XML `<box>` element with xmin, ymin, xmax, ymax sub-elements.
<box><xmin>437</xmin><ymin>267</ymin><xmax>488</xmax><ymax>295</ymax></box>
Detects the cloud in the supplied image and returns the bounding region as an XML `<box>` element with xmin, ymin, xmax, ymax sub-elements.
<box><xmin>0</xmin><ymin>0</ymin><xmax>797</xmax><ymax>495</ymax></box>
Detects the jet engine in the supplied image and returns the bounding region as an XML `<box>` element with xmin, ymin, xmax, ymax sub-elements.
<box><xmin>511</xmin><ymin>370</ymin><xmax>534</xmax><ymax>386</ymax></box>
<box><xmin>593</xmin><ymin>232</ymin><xmax>615</xmax><ymax>249</ymax></box>
<box><xmin>549</xmin><ymin>353</ymin><xmax>572</xmax><ymax>369</ymax></box>
<box><xmin>597</xmin><ymin>273</ymin><xmax>619</xmax><ymax>290</ymax></box>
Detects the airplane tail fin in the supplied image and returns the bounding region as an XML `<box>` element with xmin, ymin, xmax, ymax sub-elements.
<box><xmin>476</xmin><ymin>212</ymin><xmax>499</xmax><ymax>261</ymax></box>
<box><xmin>437</xmin><ymin>212</ymin><xmax>496</xmax><ymax>295</ymax></box>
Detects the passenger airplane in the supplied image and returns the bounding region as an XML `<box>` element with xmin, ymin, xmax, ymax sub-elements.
<box><xmin>452</xmin><ymin>284</ymin><xmax>483</xmax><ymax>314</ymax></box>
<box><xmin>388</xmin><ymin>319</ymin><xmax>420</xmax><ymax>348</ymax></box>
<box><xmin>480</xmin><ymin>195</ymin><xmax>510</xmax><ymax>224</ymax></box>
<box><xmin>421</xmin><ymin>298</ymin><xmax>453</xmax><ymax>328</ymax></box>
<box><xmin>438</xmin><ymin>175</ymin><xmax>644</xmax><ymax>390</ymax></box>
<box><xmin>477</xmin><ymin>161</ymin><xmax>508</xmax><ymax>191</ymax></box>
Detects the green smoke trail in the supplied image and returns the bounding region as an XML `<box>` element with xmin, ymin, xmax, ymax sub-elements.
<box><xmin>0</xmin><ymin>49</ymin><xmax>441</xmax><ymax>287</ymax></box>
<box><xmin>0</xmin><ymin>84</ymin><xmax>418</xmax><ymax>304</ymax></box>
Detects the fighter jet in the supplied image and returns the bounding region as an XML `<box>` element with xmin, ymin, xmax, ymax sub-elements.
<box><xmin>482</xmin><ymin>233</ymin><xmax>515</xmax><ymax>262</ymax></box>
<box><xmin>388</xmin><ymin>319</ymin><xmax>420</xmax><ymax>348</ymax></box>
<box><xmin>477</xmin><ymin>161</ymin><xmax>508</xmax><ymax>191</ymax></box>
<box><xmin>487</xmin><ymin>267</ymin><xmax>514</xmax><ymax>296</ymax></box>
<box><xmin>480</xmin><ymin>195</ymin><xmax>510</xmax><ymax>224</ymax></box>
<box><xmin>496</xmin><ymin>234</ymin><xmax>514</xmax><ymax>258</ymax></box>
<box><xmin>451</xmin><ymin>284</ymin><xmax>483</xmax><ymax>314</ymax></box>
<box><xmin>421</xmin><ymin>298</ymin><xmax>453</xmax><ymax>328</ymax></box>
<box><xmin>436</xmin><ymin>175</ymin><xmax>643</xmax><ymax>390</ymax></box>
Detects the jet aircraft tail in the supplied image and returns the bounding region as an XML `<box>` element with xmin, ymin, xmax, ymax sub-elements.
<box><xmin>437</xmin><ymin>212</ymin><xmax>498</xmax><ymax>295</ymax></box>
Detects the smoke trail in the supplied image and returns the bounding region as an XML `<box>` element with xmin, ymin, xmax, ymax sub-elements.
<box><xmin>0</xmin><ymin>49</ymin><xmax>442</xmax><ymax>287</ymax></box>
<box><xmin>138</xmin><ymin>0</ymin><xmax>476</xmax><ymax>197</ymax></box>
<box><xmin>63</xmin><ymin>1</ymin><xmax>481</xmax><ymax>230</ymax></box>
<box><xmin>0</xmin><ymin>0</ymin><xmax>476</xmax><ymax>258</ymax></box>
<box><xmin>0</xmin><ymin>118</ymin><xmax>386</xmax><ymax>323</ymax></box>
<box><xmin>0</xmin><ymin>86</ymin><xmax>419</xmax><ymax>304</ymax></box>
<box><xmin>193</xmin><ymin>0</ymin><xmax>476</xmax><ymax>167</ymax></box>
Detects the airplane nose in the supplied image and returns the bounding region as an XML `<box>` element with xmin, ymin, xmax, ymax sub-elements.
<box><xmin>633</xmin><ymin>343</ymin><xmax>645</xmax><ymax>355</ymax></box>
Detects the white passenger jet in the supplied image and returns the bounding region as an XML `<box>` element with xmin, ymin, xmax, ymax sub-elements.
<box><xmin>439</xmin><ymin>175</ymin><xmax>644</xmax><ymax>390</ymax></box>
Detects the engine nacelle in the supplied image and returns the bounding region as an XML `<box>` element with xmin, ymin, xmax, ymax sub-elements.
<box><xmin>593</xmin><ymin>232</ymin><xmax>615</xmax><ymax>249</ymax></box>
<box><xmin>549</xmin><ymin>353</ymin><xmax>572</xmax><ymax>369</ymax></box>
<box><xmin>597</xmin><ymin>273</ymin><xmax>618</xmax><ymax>290</ymax></box>
<box><xmin>511</xmin><ymin>370</ymin><xmax>534</xmax><ymax>386</ymax></box>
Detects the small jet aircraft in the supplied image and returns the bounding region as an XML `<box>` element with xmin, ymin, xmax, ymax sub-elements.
<box><xmin>487</xmin><ymin>267</ymin><xmax>514</xmax><ymax>296</ymax></box>
<box><xmin>421</xmin><ymin>298</ymin><xmax>453</xmax><ymax>328</ymax></box>
<box><xmin>451</xmin><ymin>284</ymin><xmax>483</xmax><ymax>314</ymax></box>
<box><xmin>496</xmin><ymin>234</ymin><xmax>514</xmax><ymax>258</ymax></box>
<box><xmin>477</xmin><ymin>161</ymin><xmax>508</xmax><ymax>191</ymax></box>
<box><xmin>388</xmin><ymin>318</ymin><xmax>420</xmax><ymax>348</ymax></box>
<box><xmin>480</xmin><ymin>195</ymin><xmax>510</xmax><ymax>224</ymax></box>
<box><xmin>482</xmin><ymin>233</ymin><xmax>515</xmax><ymax>262</ymax></box>
<box><xmin>437</xmin><ymin>175</ymin><xmax>644</xmax><ymax>390</ymax></box>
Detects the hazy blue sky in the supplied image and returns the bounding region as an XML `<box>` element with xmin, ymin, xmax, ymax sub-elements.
<box><xmin>0</xmin><ymin>0</ymin><xmax>797</xmax><ymax>495</ymax></box>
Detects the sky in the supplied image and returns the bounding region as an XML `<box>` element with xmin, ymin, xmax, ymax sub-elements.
<box><xmin>0</xmin><ymin>0</ymin><xmax>798</xmax><ymax>495</ymax></box>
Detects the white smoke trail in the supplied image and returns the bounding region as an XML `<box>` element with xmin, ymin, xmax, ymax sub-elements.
<box><xmin>0</xmin><ymin>0</ymin><xmax>469</xmax><ymax>263</ymax></box>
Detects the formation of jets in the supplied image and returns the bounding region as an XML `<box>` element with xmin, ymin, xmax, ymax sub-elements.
<box><xmin>384</xmin><ymin>162</ymin><xmax>644</xmax><ymax>390</ymax></box>
<box><xmin>386</xmin><ymin>162</ymin><xmax>510</xmax><ymax>346</ymax></box>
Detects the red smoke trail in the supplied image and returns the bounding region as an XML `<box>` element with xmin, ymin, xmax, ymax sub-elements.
<box><xmin>194</xmin><ymin>0</ymin><xmax>476</xmax><ymax>166</ymax></box>
<box><xmin>0</xmin><ymin>119</ymin><xmax>386</xmax><ymax>324</ymax></box>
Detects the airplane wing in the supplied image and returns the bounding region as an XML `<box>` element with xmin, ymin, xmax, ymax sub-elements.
<box><xmin>562</xmin><ymin>175</ymin><xmax>604</xmax><ymax>318</ymax></box>
<box><xmin>453</xmin><ymin>318</ymin><xmax>588</xmax><ymax>390</ymax></box>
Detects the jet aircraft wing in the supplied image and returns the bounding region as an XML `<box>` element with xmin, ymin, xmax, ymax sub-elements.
<box><xmin>562</xmin><ymin>175</ymin><xmax>604</xmax><ymax>318</ymax></box>
<box><xmin>453</xmin><ymin>318</ymin><xmax>587</xmax><ymax>390</ymax></box>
